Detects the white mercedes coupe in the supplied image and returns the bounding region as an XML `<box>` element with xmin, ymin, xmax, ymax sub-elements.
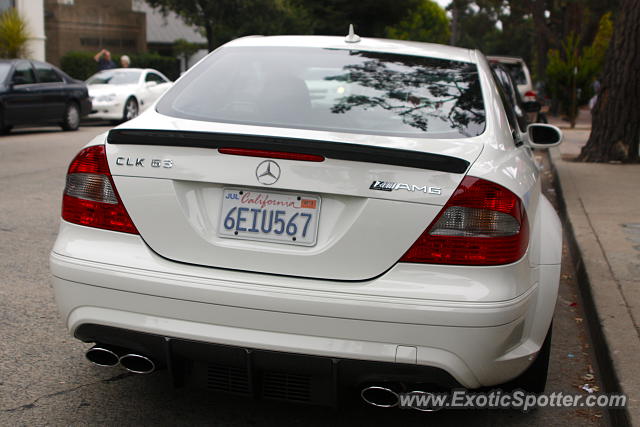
<box><xmin>51</xmin><ymin>33</ymin><xmax>563</xmax><ymax>408</ymax></box>
<box><xmin>86</xmin><ymin>68</ymin><xmax>172</xmax><ymax>123</ymax></box>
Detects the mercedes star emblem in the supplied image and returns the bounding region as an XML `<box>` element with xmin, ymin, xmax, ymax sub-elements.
<box><xmin>256</xmin><ymin>160</ymin><xmax>281</xmax><ymax>185</ymax></box>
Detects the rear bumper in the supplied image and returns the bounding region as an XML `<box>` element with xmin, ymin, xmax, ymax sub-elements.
<box><xmin>75</xmin><ymin>323</ymin><xmax>460</xmax><ymax>406</ymax></box>
<box><xmin>50</xmin><ymin>222</ymin><xmax>560</xmax><ymax>391</ymax></box>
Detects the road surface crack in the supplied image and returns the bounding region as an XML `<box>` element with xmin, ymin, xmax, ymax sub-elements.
<box><xmin>1</xmin><ymin>372</ymin><xmax>132</xmax><ymax>413</ymax></box>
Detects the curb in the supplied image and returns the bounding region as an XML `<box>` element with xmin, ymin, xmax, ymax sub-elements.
<box><xmin>548</xmin><ymin>148</ymin><xmax>636</xmax><ymax>426</ymax></box>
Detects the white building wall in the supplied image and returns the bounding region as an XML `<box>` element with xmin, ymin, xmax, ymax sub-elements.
<box><xmin>15</xmin><ymin>0</ymin><xmax>45</xmax><ymax>61</ymax></box>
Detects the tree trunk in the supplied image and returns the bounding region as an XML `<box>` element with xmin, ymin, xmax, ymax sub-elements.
<box><xmin>534</xmin><ymin>31</ymin><xmax>548</xmax><ymax>81</ymax></box>
<box><xmin>204</xmin><ymin>22</ymin><xmax>215</xmax><ymax>52</ymax></box>
<box><xmin>527</xmin><ymin>0</ymin><xmax>558</xmax><ymax>80</ymax></box>
<box><xmin>449</xmin><ymin>0</ymin><xmax>468</xmax><ymax>46</ymax></box>
<box><xmin>578</xmin><ymin>0</ymin><xmax>640</xmax><ymax>162</ymax></box>
<box><xmin>450</xmin><ymin>1</ymin><xmax>460</xmax><ymax>45</ymax></box>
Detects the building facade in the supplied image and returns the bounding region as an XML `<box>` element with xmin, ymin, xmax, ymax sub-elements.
<box><xmin>45</xmin><ymin>0</ymin><xmax>146</xmax><ymax>66</ymax></box>
<box><xmin>132</xmin><ymin>0</ymin><xmax>207</xmax><ymax>73</ymax></box>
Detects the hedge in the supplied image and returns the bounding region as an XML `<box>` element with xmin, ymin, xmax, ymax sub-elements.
<box><xmin>60</xmin><ymin>51</ymin><xmax>181</xmax><ymax>81</ymax></box>
<box><xmin>130</xmin><ymin>53</ymin><xmax>180</xmax><ymax>81</ymax></box>
<box><xmin>60</xmin><ymin>51</ymin><xmax>97</xmax><ymax>81</ymax></box>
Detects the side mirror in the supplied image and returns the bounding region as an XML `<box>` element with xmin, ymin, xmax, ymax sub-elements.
<box><xmin>145</xmin><ymin>81</ymin><xmax>158</xmax><ymax>88</ymax></box>
<box><xmin>522</xmin><ymin>101</ymin><xmax>541</xmax><ymax>113</ymax></box>
<box><xmin>526</xmin><ymin>123</ymin><xmax>563</xmax><ymax>149</ymax></box>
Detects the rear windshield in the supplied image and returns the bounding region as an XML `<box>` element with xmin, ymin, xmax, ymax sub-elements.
<box><xmin>157</xmin><ymin>47</ymin><xmax>486</xmax><ymax>138</ymax></box>
<box><xmin>87</xmin><ymin>70</ymin><xmax>141</xmax><ymax>85</ymax></box>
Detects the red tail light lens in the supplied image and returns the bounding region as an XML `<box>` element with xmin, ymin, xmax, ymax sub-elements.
<box><xmin>400</xmin><ymin>176</ymin><xmax>528</xmax><ymax>265</ymax></box>
<box><xmin>62</xmin><ymin>145</ymin><xmax>138</xmax><ymax>234</ymax></box>
<box><xmin>524</xmin><ymin>90</ymin><xmax>537</xmax><ymax>98</ymax></box>
<box><xmin>218</xmin><ymin>148</ymin><xmax>324</xmax><ymax>162</ymax></box>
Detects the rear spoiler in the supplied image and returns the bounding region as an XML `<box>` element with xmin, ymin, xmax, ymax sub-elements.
<box><xmin>107</xmin><ymin>129</ymin><xmax>470</xmax><ymax>174</ymax></box>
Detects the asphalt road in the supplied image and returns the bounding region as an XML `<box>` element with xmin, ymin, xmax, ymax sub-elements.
<box><xmin>0</xmin><ymin>125</ymin><xmax>610</xmax><ymax>426</ymax></box>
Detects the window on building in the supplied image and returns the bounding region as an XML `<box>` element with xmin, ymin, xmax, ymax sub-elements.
<box><xmin>81</xmin><ymin>38</ymin><xmax>100</xmax><ymax>47</ymax></box>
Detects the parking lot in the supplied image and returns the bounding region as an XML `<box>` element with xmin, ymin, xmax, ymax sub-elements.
<box><xmin>0</xmin><ymin>125</ymin><xmax>612</xmax><ymax>426</ymax></box>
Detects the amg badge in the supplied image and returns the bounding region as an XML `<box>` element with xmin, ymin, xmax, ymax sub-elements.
<box><xmin>369</xmin><ymin>180</ymin><xmax>442</xmax><ymax>195</ymax></box>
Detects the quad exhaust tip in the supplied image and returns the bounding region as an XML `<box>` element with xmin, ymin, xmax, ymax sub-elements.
<box><xmin>85</xmin><ymin>345</ymin><xmax>156</xmax><ymax>374</ymax></box>
<box><xmin>361</xmin><ymin>386</ymin><xmax>400</xmax><ymax>408</ymax></box>
<box><xmin>119</xmin><ymin>353</ymin><xmax>156</xmax><ymax>374</ymax></box>
<box><xmin>361</xmin><ymin>386</ymin><xmax>439</xmax><ymax>411</ymax></box>
<box><xmin>85</xmin><ymin>345</ymin><xmax>120</xmax><ymax>367</ymax></box>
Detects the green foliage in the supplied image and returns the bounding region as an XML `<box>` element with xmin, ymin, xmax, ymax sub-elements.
<box><xmin>60</xmin><ymin>51</ymin><xmax>180</xmax><ymax>81</ymax></box>
<box><xmin>297</xmin><ymin>0</ymin><xmax>421</xmax><ymax>38</ymax></box>
<box><xmin>146</xmin><ymin>0</ymin><xmax>422</xmax><ymax>49</ymax></box>
<box><xmin>582</xmin><ymin>12</ymin><xmax>613</xmax><ymax>75</ymax></box>
<box><xmin>173</xmin><ymin>38</ymin><xmax>204</xmax><ymax>61</ymax></box>
<box><xmin>130</xmin><ymin>52</ymin><xmax>180</xmax><ymax>80</ymax></box>
<box><xmin>146</xmin><ymin>0</ymin><xmax>313</xmax><ymax>51</ymax></box>
<box><xmin>60</xmin><ymin>51</ymin><xmax>96</xmax><ymax>80</ymax></box>
<box><xmin>546</xmin><ymin>13</ymin><xmax>613</xmax><ymax>121</ymax></box>
<box><xmin>385</xmin><ymin>0</ymin><xmax>450</xmax><ymax>44</ymax></box>
<box><xmin>452</xmin><ymin>0</ymin><xmax>534</xmax><ymax>65</ymax></box>
<box><xmin>0</xmin><ymin>8</ymin><xmax>30</xmax><ymax>58</ymax></box>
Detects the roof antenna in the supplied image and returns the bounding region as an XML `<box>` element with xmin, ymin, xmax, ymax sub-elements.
<box><xmin>345</xmin><ymin>24</ymin><xmax>360</xmax><ymax>43</ymax></box>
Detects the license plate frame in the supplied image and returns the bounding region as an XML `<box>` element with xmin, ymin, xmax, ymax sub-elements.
<box><xmin>218</xmin><ymin>188</ymin><xmax>321</xmax><ymax>247</ymax></box>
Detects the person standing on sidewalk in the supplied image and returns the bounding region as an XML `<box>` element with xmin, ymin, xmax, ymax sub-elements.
<box><xmin>94</xmin><ymin>49</ymin><xmax>116</xmax><ymax>71</ymax></box>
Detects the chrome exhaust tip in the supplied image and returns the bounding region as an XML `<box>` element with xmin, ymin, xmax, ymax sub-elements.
<box><xmin>85</xmin><ymin>345</ymin><xmax>120</xmax><ymax>367</ymax></box>
<box><xmin>119</xmin><ymin>353</ymin><xmax>155</xmax><ymax>374</ymax></box>
<box><xmin>405</xmin><ymin>390</ymin><xmax>440</xmax><ymax>412</ymax></box>
<box><xmin>361</xmin><ymin>386</ymin><xmax>400</xmax><ymax>408</ymax></box>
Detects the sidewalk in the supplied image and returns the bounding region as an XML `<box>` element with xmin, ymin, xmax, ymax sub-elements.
<box><xmin>547</xmin><ymin>110</ymin><xmax>640</xmax><ymax>426</ymax></box>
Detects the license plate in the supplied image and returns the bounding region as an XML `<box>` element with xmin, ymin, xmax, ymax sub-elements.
<box><xmin>218</xmin><ymin>189</ymin><xmax>321</xmax><ymax>246</ymax></box>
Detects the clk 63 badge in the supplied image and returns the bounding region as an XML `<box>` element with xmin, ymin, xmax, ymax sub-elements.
<box><xmin>370</xmin><ymin>180</ymin><xmax>441</xmax><ymax>195</ymax></box>
<box><xmin>115</xmin><ymin>157</ymin><xmax>173</xmax><ymax>168</ymax></box>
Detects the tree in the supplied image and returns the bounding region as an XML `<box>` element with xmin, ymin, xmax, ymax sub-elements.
<box><xmin>578</xmin><ymin>0</ymin><xmax>640</xmax><ymax>163</ymax></box>
<box><xmin>449</xmin><ymin>0</ymin><xmax>469</xmax><ymax>45</ymax></box>
<box><xmin>525</xmin><ymin>0</ymin><xmax>618</xmax><ymax>80</ymax></box>
<box><xmin>545</xmin><ymin>14</ymin><xmax>613</xmax><ymax>127</ymax></box>
<box><xmin>173</xmin><ymin>38</ymin><xmax>204</xmax><ymax>63</ymax></box>
<box><xmin>145</xmin><ymin>0</ymin><xmax>311</xmax><ymax>51</ymax></box>
<box><xmin>296</xmin><ymin>0</ymin><xmax>420</xmax><ymax>38</ymax></box>
<box><xmin>447</xmin><ymin>0</ymin><xmax>534</xmax><ymax>66</ymax></box>
<box><xmin>385</xmin><ymin>0</ymin><xmax>450</xmax><ymax>44</ymax></box>
<box><xmin>146</xmin><ymin>0</ymin><xmax>424</xmax><ymax>51</ymax></box>
<box><xmin>0</xmin><ymin>8</ymin><xmax>30</xmax><ymax>58</ymax></box>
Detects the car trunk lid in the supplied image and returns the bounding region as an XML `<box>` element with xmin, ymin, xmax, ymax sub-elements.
<box><xmin>106</xmin><ymin>127</ymin><xmax>483</xmax><ymax>280</ymax></box>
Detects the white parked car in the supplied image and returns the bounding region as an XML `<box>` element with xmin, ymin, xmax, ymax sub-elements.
<box><xmin>86</xmin><ymin>68</ymin><xmax>172</xmax><ymax>122</ymax></box>
<box><xmin>487</xmin><ymin>56</ymin><xmax>536</xmax><ymax>98</ymax></box>
<box><xmin>51</xmin><ymin>34</ymin><xmax>563</xmax><ymax>407</ymax></box>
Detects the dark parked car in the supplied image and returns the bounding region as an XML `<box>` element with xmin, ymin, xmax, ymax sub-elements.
<box><xmin>0</xmin><ymin>59</ymin><xmax>92</xmax><ymax>133</ymax></box>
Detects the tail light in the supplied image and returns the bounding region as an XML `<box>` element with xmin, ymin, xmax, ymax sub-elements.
<box><xmin>524</xmin><ymin>90</ymin><xmax>537</xmax><ymax>98</ymax></box>
<box><xmin>400</xmin><ymin>176</ymin><xmax>528</xmax><ymax>265</ymax></box>
<box><xmin>219</xmin><ymin>148</ymin><xmax>324</xmax><ymax>162</ymax></box>
<box><xmin>62</xmin><ymin>145</ymin><xmax>138</xmax><ymax>234</ymax></box>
